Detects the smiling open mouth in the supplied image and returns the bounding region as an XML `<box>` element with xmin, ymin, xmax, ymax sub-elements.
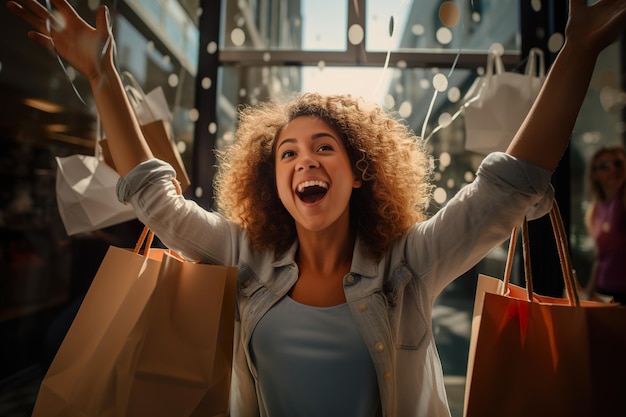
<box><xmin>296</xmin><ymin>181</ymin><xmax>328</xmax><ymax>203</ymax></box>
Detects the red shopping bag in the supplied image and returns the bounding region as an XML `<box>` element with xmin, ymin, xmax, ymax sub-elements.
<box><xmin>464</xmin><ymin>202</ymin><xmax>626</xmax><ymax>417</ymax></box>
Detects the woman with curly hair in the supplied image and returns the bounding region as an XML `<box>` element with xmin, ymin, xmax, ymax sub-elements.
<box><xmin>215</xmin><ymin>94</ymin><xmax>433</xmax><ymax>261</ymax></box>
<box><xmin>9</xmin><ymin>0</ymin><xmax>626</xmax><ymax>416</ymax></box>
<box><xmin>584</xmin><ymin>146</ymin><xmax>626</xmax><ymax>304</ymax></box>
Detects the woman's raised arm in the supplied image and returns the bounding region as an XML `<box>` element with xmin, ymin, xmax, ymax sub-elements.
<box><xmin>7</xmin><ymin>0</ymin><xmax>153</xmax><ymax>176</ymax></box>
<box><xmin>506</xmin><ymin>0</ymin><xmax>626</xmax><ymax>171</ymax></box>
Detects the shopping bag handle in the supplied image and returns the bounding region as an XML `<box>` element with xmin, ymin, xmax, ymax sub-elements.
<box><xmin>485</xmin><ymin>48</ymin><xmax>505</xmax><ymax>78</ymax></box>
<box><xmin>132</xmin><ymin>179</ymin><xmax>181</xmax><ymax>257</ymax></box>
<box><xmin>524</xmin><ymin>47</ymin><xmax>545</xmax><ymax>78</ymax></box>
<box><xmin>121</xmin><ymin>71</ymin><xmax>157</xmax><ymax>121</ymax></box>
<box><xmin>467</xmin><ymin>49</ymin><xmax>505</xmax><ymax>108</ymax></box>
<box><xmin>502</xmin><ymin>200</ymin><xmax>580</xmax><ymax>306</ymax></box>
<box><xmin>133</xmin><ymin>226</ymin><xmax>155</xmax><ymax>256</ymax></box>
<box><xmin>549</xmin><ymin>202</ymin><xmax>580</xmax><ymax>305</ymax></box>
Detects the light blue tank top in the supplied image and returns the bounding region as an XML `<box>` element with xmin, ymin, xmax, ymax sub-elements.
<box><xmin>250</xmin><ymin>296</ymin><xmax>381</xmax><ymax>417</ymax></box>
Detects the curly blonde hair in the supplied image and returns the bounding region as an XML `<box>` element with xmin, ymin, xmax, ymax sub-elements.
<box><xmin>214</xmin><ymin>93</ymin><xmax>433</xmax><ymax>260</ymax></box>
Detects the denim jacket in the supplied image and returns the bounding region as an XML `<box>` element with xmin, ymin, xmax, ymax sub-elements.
<box><xmin>118</xmin><ymin>152</ymin><xmax>553</xmax><ymax>417</ymax></box>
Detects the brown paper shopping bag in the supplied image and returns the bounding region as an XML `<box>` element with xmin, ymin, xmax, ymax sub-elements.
<box><xmin>117</xmin><ymin>248</ymin><xmax>237</xmax><ymax>417</ymax></box>
<box><xmin>32</xmin><ymin>227</ymin><xmax>162</xmax><ymax>416</ymax></box>
<box><xmin>464</xmin><ymin>202</ymin><xmax>626</xmax><ymax>417</ymax></box>
<box><xmin>101</xmin><ymin>71</ymin><xmax>191</xmax><ymax>192</ymax></box>
<box><xmin>32</xmin><ymin>227</ymin><xmax>237</xmax><ymax>417</ymax></box>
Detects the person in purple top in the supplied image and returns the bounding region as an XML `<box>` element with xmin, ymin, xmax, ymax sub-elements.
<box><xmin>585</xmin><ymin>146</ymin><xmax>626</xmax><ymax>304</ymax></box>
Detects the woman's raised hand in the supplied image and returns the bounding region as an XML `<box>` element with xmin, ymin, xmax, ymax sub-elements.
<box><xmin>567</xmin><ymin>0</ymin><xmax>626</xmax><ymax>55</ymax></box>
<box><xmin>505</xmin><ymin>0</ymin><xmax>624</xmax><ymax>171</ymax></box>
<box><xmin>8</xmin><ymin>0</ymin><xmax>153</xmax><ymax>174</ymax></box>
<box><xmin>7</xmin><ymin>0</ymin><xmax>113</xmax><ymax>82</ymax></box>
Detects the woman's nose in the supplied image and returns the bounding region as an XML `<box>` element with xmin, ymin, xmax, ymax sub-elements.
<box><xmin>296</xmin><ymin>154</ymin><xmax>320</xmax><ymax>170</ymax></box>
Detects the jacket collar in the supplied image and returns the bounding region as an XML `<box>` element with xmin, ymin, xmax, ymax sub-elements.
<box><xmin>270</xmin><ymin>240</ymin><xmax>298</xmax><ymax>268</ymax></box>
<box><xmin>350</xmin><ymin>233</ymin><xmax>379</xmax><ymax>278</ymax></box>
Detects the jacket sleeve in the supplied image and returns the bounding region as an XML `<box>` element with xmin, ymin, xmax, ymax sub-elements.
<box><xmin>116</xmin><ymin>158</ymin><xmax>243</xmax><ymax>266</ymax></box>
<box><xmin>406</xmin><ymin>152</ymin><xmax>553</xmax><ymax>296</ymax></box>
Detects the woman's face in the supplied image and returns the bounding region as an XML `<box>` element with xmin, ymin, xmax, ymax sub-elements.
<box><xmin>592</xmin><ymin>151</ymin><xmax>626</xmax><ymax>191</ymax></box>
<box><xmin>274</xmin><ymin>116</ymin><xmax>361</xmax><ymax>234</ymax></box>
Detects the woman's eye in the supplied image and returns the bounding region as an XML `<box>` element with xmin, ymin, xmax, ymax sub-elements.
<box><xmin>317</xmin><ymin>144</ymin><xmax>334</xmax><ymax>152</ymax></box>
<box><xmin>281</xmin><ymin>150</ymin><xmax>295</xmax><ymax>159</ymax></box>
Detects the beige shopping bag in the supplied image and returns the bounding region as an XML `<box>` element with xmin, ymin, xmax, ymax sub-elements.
<box><xmin>101</xmin><ymin>72</ymin><xmax>191</xmax><ymax>192</ymax></box>
<box><xmin>32</xmin><ymin>227</ymin><xmax>237</xmax><ymax>417</ymax></box>
<box><xmin>117</xmin><ymin>249</ymin><xmax>237</xmax><ymax>417</ymax></box>
<box><xmin>464</xmin><ymin>202</ymin><xmax>626</xmax><ymax>417</ymax></box>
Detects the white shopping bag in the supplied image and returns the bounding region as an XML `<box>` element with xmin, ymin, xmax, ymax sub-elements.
<box><xmin>464</xmin><ymin>48</ymin><xmax>545</xmax><ymax>154</ymax></box>
<box><xmin>55</xmin><ymin>153</ymin><xmax>136</xmax><ymax>235</ymax></box>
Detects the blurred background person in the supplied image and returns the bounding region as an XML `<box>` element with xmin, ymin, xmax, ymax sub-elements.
<box><xmin>585</xmin><ymin>145</ymin><xmax>626</xmax><ymax>304</ymax></box>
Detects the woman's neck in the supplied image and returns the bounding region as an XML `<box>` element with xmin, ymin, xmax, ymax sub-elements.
<box><xmin>288</xmin><ymin>227</ymin><xmax>356</xmax><ymax>307</ymax></box>
<box><xmin>296</xmin><ymin>227</ymin><xmax>355</xmax><ymax>275</ymax></box>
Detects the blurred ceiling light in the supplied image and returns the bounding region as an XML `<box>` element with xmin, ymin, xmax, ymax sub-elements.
<box><xmin>46</xmin><ymin>124</ymin><xmax>70</xmax><ymax>133</ymax></box>
<box><xmin>49</xmin><ymin>132</ymin><xmax>94</xmax><ymax>148</ymax></box>
<box><xmin>23</xmin><ymin>97</ymin><xmax>64</xmax><ymax>113</ymax></box>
